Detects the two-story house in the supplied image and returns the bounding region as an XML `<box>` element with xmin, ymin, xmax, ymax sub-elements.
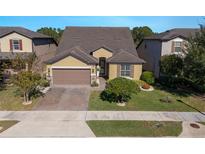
<box><xmin>0</xmin><ymin>26</ymin><xmax>57</xmax><ymax>76</ymax></box>
<box><xmin>137</xmin><ymin>28</ymin><xmax>199</xmax><ymax>78</ymax></box>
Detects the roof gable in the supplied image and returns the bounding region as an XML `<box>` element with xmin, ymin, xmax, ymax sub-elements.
<box><xmin>107</xmin><ymin>50</ymin><xmax>145</xmax><ymax>64</ymax></box>
<box><xmin>0</xmin><ymin>26</ymin><xmax>52</xmax><ymax>39</ymax></box>
<box><xmin>45</xmin><ymin>46</ymin><xmax>98</xmax><ymax>64</ymax></box>
<box><xmin>144</xmin><ymin>28</ymin><xmax>199</xmax><ymax>41</ymax></box>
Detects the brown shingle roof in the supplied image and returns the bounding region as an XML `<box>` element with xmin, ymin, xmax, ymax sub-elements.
<box><xmin>107</xmin><ymin>50</ymin><xmax>145</xmax><ymax>64</ymax></box>
<box><xmin>0</xmin><ymin>26</ymin><xmax>51</xmax><ymax>39</ymax></box>
<box><xmin>145</xmin><ymin>28</ymin><xmax>199</xmax><ymax>41</ymax></box>
<box><xmin>52</xmin><ymin>26</ymin><xmax>144</xmax><ymax>64</ymax></box>
<box><xmin>46</xmin><ymin>46</ymin><xmax>98</xmax><ymax>64</ymax></box>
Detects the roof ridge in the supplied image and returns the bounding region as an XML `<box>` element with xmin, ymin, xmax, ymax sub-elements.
<box><xmin>66</xmin><ymin>26</ymin><xmax>130</xmax><ymax>29</ymax></box>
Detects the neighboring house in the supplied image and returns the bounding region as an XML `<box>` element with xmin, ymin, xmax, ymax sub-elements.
<box><xmin>0</xmin><ymin>26</ymin><xmax>57</xmax><ymax>75</ymax></box>
<box><xmin>137</xmin><ymin>28</ymin><xmax>199</xmax><ymax>77</ymax></box>
<box><xmin>45</xmin><ymin>27</ymin><xmax>145</xmax><ymax>86</ymax></box>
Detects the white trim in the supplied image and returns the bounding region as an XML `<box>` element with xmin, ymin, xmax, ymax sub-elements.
<box><xmin>91</xmin><ymin>73</ymin><xmax>96</xmax><ymax>76</ymax></box>
<box><xmin>51</xmin><ymin>66</ymin><xmax>91</xmax><ymax>69</ymax></box>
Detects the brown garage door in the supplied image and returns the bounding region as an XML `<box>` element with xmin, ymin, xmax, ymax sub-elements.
<box><xmin>52</xmin><ymin>68</ymin><xmax>91</xmax><ymax>85</ymax></box>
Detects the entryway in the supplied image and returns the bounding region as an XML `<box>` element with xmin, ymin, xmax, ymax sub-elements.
<box><xmin>99</xmin><ymin>57</ymin><xmax>108</xmax><ymax>78</ymax></box>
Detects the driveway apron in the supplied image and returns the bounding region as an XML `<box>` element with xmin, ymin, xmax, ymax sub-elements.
<box><xmin>34</xmin><ymin>87</ymin><xmax>90</xmax><ymax>111</ymax></box>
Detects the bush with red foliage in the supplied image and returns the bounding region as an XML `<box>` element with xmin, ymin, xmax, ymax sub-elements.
<box><xmin>142</xmin><ymin>83</ymin><xmax>150</xmax><ymax>89</ymax></box>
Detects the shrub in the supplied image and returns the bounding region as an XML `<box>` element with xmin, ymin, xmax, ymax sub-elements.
<box><xmin>141</xmin><ymin>71</ymin><xmax>155</xmax><ymax>85</ymax></box>
<box><xmin>142</xmin><ymin>83</ymin><xmax>150</xmax><ymax>89</ymax></box>
<box><xmin>158</xmin><ymin>75</ymin><xmax>205</xmax><ymax>92</ymax></box>
<box><xmin>100</xmin><ymin>77</ymin><xmax>137</xmax><ymax>103</ymax></box>
<box><xmin>160</xmin><ymin>55</ymin><xmax>183</xmax><ymax>77</ymax></box>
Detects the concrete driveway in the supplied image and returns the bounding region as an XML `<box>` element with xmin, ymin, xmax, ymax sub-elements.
<box><xmin>34</xmin><ymin>86</ymin><xmax>90</xmax><ymax>111</ymax></box>
<box><xmin>0</xmin><ymin>121</ymin><xmax>95</xmax><ymax>137</ymax></box>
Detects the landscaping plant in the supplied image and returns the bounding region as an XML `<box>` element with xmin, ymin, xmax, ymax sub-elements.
<box><xmin>140</xmin><ymin>71</ymin><xmax>155</xmax><ymax>85</ymax></box>
<box><xmin>160</xmin><ymin>54</ymin><xmax>183</xmax><ymax>77</ymax></box>
<box><xmin>142</xmin><ymin>83</ymin><xmax>150</xmax><ymax>89</ymax></box>
<box><xmin>12</xmin><ymin>71</ymin><xmax>46</xmax><ymax>104</ymax></box>
<box><xmin>159</xmin><ymin>25</ymin><xmax>205</xmax><ymax>92</ymax></box>
<box><xmin>183</xmin><ymin>25</ymin><xmax>205</xmax><ymax>91</ymax></box>
<box><xmin>101</xmin><ymin>77</ymin><xmax>138</xmax><ymax>103</ymax></box>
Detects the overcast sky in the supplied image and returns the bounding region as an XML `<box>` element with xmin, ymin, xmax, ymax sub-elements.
<box><xmin>0</xmin><ymin>16</ymin><xmax>204</xmax><ymax>33</ymax></box>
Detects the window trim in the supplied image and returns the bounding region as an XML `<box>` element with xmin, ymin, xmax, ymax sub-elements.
<box><xmin>120</xmin><ymin>64</ymin><xmax>131</xmax><ymax>77</ymax></box>
<box><xmin>12</xmin><ymin>39</ymin><xmax>21</xmax><ymax>51</ymax></box>
<box><xmin>173</xmin><ymin>41</ymin><xmax>182</xmax><ymax>52</ymax></box>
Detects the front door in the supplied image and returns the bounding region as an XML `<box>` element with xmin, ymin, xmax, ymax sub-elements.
<box><xmin>99</xmin><ymin>57</ymin><xmax>107</xmax><ymax>77</ymax></box>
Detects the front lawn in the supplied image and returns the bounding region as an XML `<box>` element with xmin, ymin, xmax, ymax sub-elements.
<box><xmin>0</xmin><ymin>120</ymin><xmax>19</xmax><ymax>133</ymax></box>
<box><xmin>89</xmin><ymin>88</ymin><xmax>205</xmax><ymax>112</ymax></box>
<box><xmin>199</xmin><ymin>122</ymin><xmax>205</xmax><ymax>125</ymax></box>
<box><xmin>0</xmin><ymin>85</ymin><xmax>39</xmax><ymax>110</ymax></box>
<box><xmin>87</xmin><ymin>120</ymin><xmax>182</xmax><ymax>137</ymax></box>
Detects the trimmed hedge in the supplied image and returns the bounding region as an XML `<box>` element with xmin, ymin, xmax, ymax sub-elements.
<box><xmin>141</xmin><ymin>71</ymin><xmax>155</xmax><ymax>85</ymax></box>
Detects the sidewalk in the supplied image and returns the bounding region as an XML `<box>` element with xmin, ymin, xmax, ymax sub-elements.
<box><xmin>0</xmin><ymin>111</ymin><xmax>205</xmax><ymax>137</ymax></box>
<box><xmin>0</xmin><ymin>111</ymin><xmax>205</xmax><ymax>122</ymax></box>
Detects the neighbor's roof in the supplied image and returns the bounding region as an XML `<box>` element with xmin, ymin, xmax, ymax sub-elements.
<box><xmin>0</xmin><ymin>52</ymin><xmax>32</xmax><ymax>60</ymax></box>
<box><xmin>0</xmin><ymin>26</ymin><xmax>52</xmax><ymax>39</ymax></box>
<box><xmin>145</xmin><ymin>28</ymin><xmax>199</xmax><ymax>41</ymax></box>
<box><xmin>46</xmin><ymin>46</ymin><xmax>98</xmax><ymax>64</ymax></box>
<box><xmin>50</xmin><ymin>26</ymin><xmax>144</xmax><ymax>64</ymax></box>
<box><xmin>107</xmin><ymin>50</ymin><xmax>145</xmax><ymax>64</ymax></box>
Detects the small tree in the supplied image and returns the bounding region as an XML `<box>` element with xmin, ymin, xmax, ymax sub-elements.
<box><xmin>160</xmin><ymin>54</ymin><xmax>183</xmax><ymax>77</ymax></box>
<box><xmin>12</xmin><ymin>71</ymin><xmax>44</xmax><ymax>103</ymax></box>
<box><xmin>101</xmin><ymin>77</ymin><xmax>138</xmax><ymax>103</ymax></box>
<box><xmin>183</xmin><ymin>25</ymin><xmax>205</xmax><ymax>88</ymax></box>
<box><xmin>11</xmin><ymin>53</ymin><xmax>37</xmax><ymax>72</ymax></box>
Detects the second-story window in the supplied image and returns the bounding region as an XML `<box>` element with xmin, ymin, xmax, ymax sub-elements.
<box><xmin>10</xmin><ymin>39</ymin><xmax>22</xmax><ymax>51</ymax></box>
<box><xmin>13</xmin><ymin>40</ymin><xmax>20</xmax><ymax>50</ymax></box>
<box><xmin>173</xmin><ymin>41</ymin><xmax>182</xmax><ymax>52</ymax></box>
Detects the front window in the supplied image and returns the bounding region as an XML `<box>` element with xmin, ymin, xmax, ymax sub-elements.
<box><xmin>120</xmin><ymin>64</ymin><xmax>131</xmax><ymax>77</ymax></box>
<box><xmin>174</xmin><ymin>41</ymin><xmax>182</xmax><ymax>52</ymax></box>
<box><xmin>12</xmin><ymin>40</ymin><xmax>21</xmax><ymax>50</ymax></box>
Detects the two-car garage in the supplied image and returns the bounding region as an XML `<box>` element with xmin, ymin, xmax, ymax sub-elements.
<box><xmin>51</xmin><ymin>68</ymin><xmax>91</xmax><ymax>86</ymax></box>
<box><xmin>46</xmin><ymin>51</ymin><xmax>98</xmax><ymax>87</ymax></box>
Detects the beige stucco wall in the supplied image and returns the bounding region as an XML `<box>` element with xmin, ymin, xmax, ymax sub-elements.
<box><xmin>133</xmin><ymin>64</ymin><xmax>142</xmax><ymax>80</ymax></box>
<box><xmin>50</xmin><ymin>56</ymin><xmax>88</xmax><ymax>67</ymax></box>
<box><xmin>46</xmin><ymin>56</ymin><xmax>96</xmax><ymax>77</ymax></box>
<box><xmin>108</xmin><ymin>64</ymin><xmax>142</xmax><ymax>80</ymax></box>
<box><xmin>0</xmin><ymin>32</ymin><xmax>32</xmax><ymax>52</ymax></box>
<box><xmin>108</xmin><ymin>64</ymin><xmax>118</xmax><ymax>80</ymax></box>
<box><xmin>93</xmin><ymin>48</ymin><xmax>113</xmax><ymax>59</ymax></box>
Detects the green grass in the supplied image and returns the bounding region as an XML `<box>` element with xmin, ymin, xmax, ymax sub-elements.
<box><xmin>0</xmin><ymin>120</ymin><xmax>19</xmax><ymax>133</ymax></box>
<box><xmin>0</xmin><ymin>85</ymin><xmax>39</xmax><ymax>111</ymax></box>
<box><xmin>87</xmin><ymin>120</ymin><xmax>182</xmax><ymax>137</ymax></box>
<box><xmin>199</xmin><ymin>122</ymin><xmax>205</xmax><ymax>125</ymax></box>
<box><xmin>88</xmin><ymin>89</ymin><xmax>205</xmax><ymax>112</ymax></box>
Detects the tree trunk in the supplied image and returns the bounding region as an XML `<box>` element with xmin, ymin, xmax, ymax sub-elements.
<box><xmin>24</xmin><ymin>92</ymin><xmax>27</xmax><ymax>102</ymax></box>
<box><xmin>26</xmin><ymin>93</ymin><xmax>29</xmax><ymax>102</ymax></box>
